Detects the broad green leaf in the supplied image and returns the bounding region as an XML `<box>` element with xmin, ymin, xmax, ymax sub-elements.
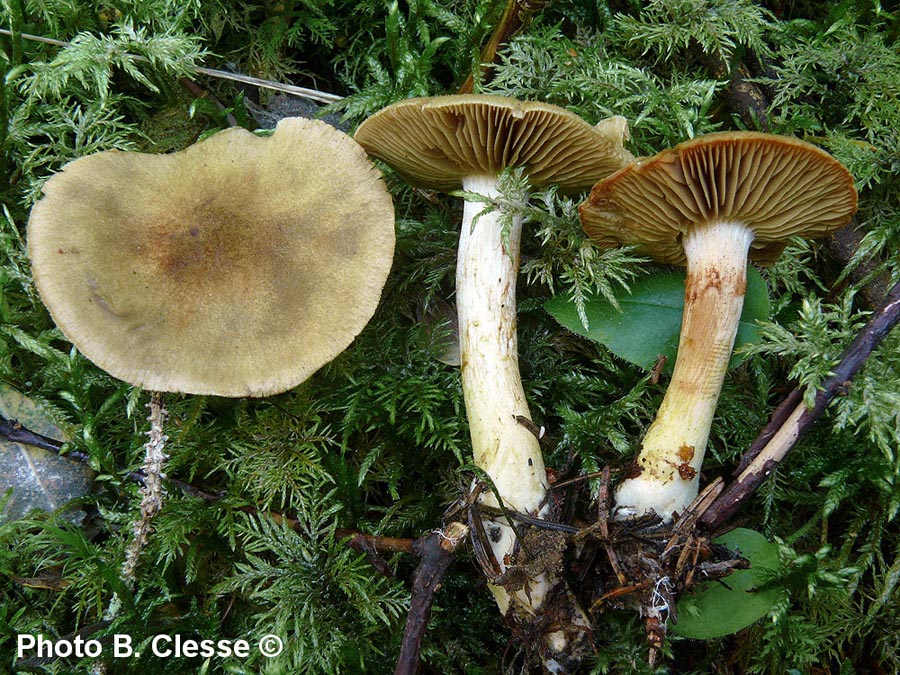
<box><xmin>0</xmin><ymin>384</ymin><xmax>94</xmax><ymax>523</ymax></box>
<box><xmin>671</xmin><ymin>528</ymin><xmax>783</xmax><ymax>639</ymax></box>
<box><xmin>545</xmin><ymin>267</ymin><xmax>769</xmax><ymax>372</ymax></box>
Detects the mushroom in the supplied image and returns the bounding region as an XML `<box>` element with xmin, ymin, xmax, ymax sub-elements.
<box><xmin>27</xmin><ymin>117</ymin><xmax>396</xmax><ymax>397</ymax></box>
<box><xmin>355</xmin><ymin>94</ymin><xmax>634</xmax><ymax>615</ymax></box>
<box><xmin>579</xmin><ymin>131</ymin><xmax>857</xmax><ymax>521</ymax></box>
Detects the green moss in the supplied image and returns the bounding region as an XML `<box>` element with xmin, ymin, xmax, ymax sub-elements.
<box><xmin>2</xmin><ymin>0</ymin><xmax>900</xmax><ymax>672</ymax></box>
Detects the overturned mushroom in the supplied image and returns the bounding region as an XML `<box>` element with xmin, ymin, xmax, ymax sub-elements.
<box><xmin>28</xmin><ymin>117</ymin><xmax>395</xmax><ymax>397</ymax></box>
<box><xmin>580</xmin><ymin>131</ymin><xmax>857</xmax><ymax>521</ymax></box>
<box><xmin>356</xmin><ymin>95</ymin><xmax>633</xmax><ymax>625</ymax></box>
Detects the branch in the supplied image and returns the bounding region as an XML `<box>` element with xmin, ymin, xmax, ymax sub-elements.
<box><xmin>458</xmin><ymin>0</ymin><xmax>550</xmax><ymax>94</ymax></box>
<box><xmin>334</xmin><ymin>529</ymin><xmax>415</xmax><ymax>555</ymax></box>
<box><xmin>394</xmin><ymin>522</ymin><xmax>468</xmax><ymax>675</ymax></box>
<box><xmin>0</xmin><ymin>414</ymin><xmax>73</xmax><ymax>454</ymax></box>
<box><xmin>701</xmin><ymin>279</ymin><xmax>900</xmax><ymax>530</ymax></box>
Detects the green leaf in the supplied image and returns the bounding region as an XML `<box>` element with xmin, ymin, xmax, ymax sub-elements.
<box><xmin>671</xmin><ymin>528</ymin><xmax>783</xmax><ymax>639</ymax></box>
<box><xmin>545</xmin><ymin>266</ymin><xmax>769</xmax><ymax>372</ymax></box>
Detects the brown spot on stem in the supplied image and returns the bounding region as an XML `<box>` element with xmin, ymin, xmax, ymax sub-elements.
<box><xmin>677</xmin><ymin>463</ymin><xmax>697</xmax><ymax>480</ymax></box>
<box><xmin>650</xmin><ymin>354</ymin><xmax>667</xmax><ymax>384</ymax></box>
<box><xmin>625</xmin><ymin>461</ymin><xmax>643</xmax><ymax>480</ymax></box>
<box><xmin>686</xmin><ymin>266</ymin><xmax>748</xmax><ymax>302</ymax></box>
<box><xmin>677</xmin><ymin>444</ymin><xmax>695</xmax><ymax>461</ymax></box>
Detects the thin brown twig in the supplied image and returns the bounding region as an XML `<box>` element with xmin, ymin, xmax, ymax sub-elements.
<box><xmin>458</xmin><ymin>0</ymin><xmax>550</xmax><ymax>94</ymax></box>
<box><xmin>600</xmin><ymin>469</ymin><xmax>628</xmax><ymax>586</ymax></box>
<box><xmin>334</xmin><ymin>529</ymin><xmax>415</xmax><ymax>554</ymax></box>
<box><xmin>475</xmin><ymin>503</ymin><xmax>581</xmax><ymax>534</ymax></box>
<box><xmin>179</xmin><ymin>77</ymin><xmax>238</xmax><ymax>127</ymax></box>
<box><xmin>550</xmin><ymin>468</ymin><xmax>622</xmax><ymax>491</ymax></box>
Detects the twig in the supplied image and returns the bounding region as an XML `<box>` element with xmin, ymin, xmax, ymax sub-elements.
<box><xmin>192</xmin><ymin>65</ymin><xmax>341</xmax><ymax>104</ymax></box>
<box><xmin>395</xmin><ymin>522</ymin><xmax>468</xmax><ymax>675</ymax></box>
<box><xmin>0</xmin><ymin>28</ymin><xmax>342</xmax><ymax>104</ymax></box>
<box><xmin>0</xmin><ymin>411</ymin><xmax>219</xmax><ymax>501</ymax></box>
<box><xmin>0</xmin><ymin>414</ymin><xmax>72</xmax><ymax>454</ymax></box>
<box><xmin>732</xmin><ymin>388</ymin><xmax>804</xmax><ymax>477</ymax></box>
<box><xmin>458</xmin><ymin>0</ymin><xmax>550</xmax><ymax>94</ymax></box>
<box><xmin>327</xmin><ymin>530</ymin><xmax>412</xmax><ymax>577</ymax></box>
<box><xmin>572</xmin><ymin>468</ymin><xmax>627</xmax><ymax>584</ymax></box>
<box><xmin>334</xmin><ymin>529</ymin><xmax>415</xmax><ymax>554</ymax></box>
<box><xmin>550</xmin><ymin>468</ymin><xmax>623</xmax><ymax>491</ymax></box>
<box><xmin>701</xmin><ymin>280</ymin><xmax>900</xmax><ymax>530</ymax></box>
<box><xmin>597</xmin><ymin>467</ymin><xmax>627</xmax><ymax>584</ymax></box>
<box><xmin>179</xmin><ymin>77</ymin><xmax>238</xmax><ymax>127</ymax></box>
<box><xmin>667</xmin><ymin>478</ymin><xmax>723</xmax><ymax>542</ymax></box>
<box><xmin>475</xmin><ymin>503</ymin><xmax>581</xmax><ymax>534</ymax></box>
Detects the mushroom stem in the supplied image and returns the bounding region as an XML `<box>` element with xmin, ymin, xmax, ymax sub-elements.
<box><xmin>457</xmin><ymin>174</ymin><xmax>550</xmax><ymax>611</ymax></box>
<box><xmin>615</xmin><ymin>220</ymin><xmax>754</xmax><ymax>521</ymax></box>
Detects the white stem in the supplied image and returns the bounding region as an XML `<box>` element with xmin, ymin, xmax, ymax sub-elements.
<box><xmin>457</xmin><ymin>175</ymin><xmax>550</xmax><ymax>613</ymax></box>
<box><xmin>615</xmin><ymin>221</ymin><xmax>754</xmax><ymax>521</ymax></box>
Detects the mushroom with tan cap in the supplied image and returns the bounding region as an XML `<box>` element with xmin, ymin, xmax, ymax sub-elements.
<box><xmin>27</xmin><ymin>117</ymin><xmax>396</xmax><ymax>398</ymax></box>
<box><xmin>579</xmin><ymin>131</ymin><xmax>857</xmax><ymax>521</ymax></box>
<box><xmin>355</xmin><ymin>94</ymin><xmax>634</xmax><ymax>621</ymax></box>
<box><xmin>28</xmin><ymin>117</ymin><xmax>395</xmax><ymax>591</ymax></box>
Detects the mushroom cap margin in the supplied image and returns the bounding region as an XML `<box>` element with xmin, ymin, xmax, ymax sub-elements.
<box><xmin>27</xmin><ymin>117</ymin><xmax>396</xmax><ymax>397</ymax></box>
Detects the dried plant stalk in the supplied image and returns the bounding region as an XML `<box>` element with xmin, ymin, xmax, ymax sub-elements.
<box><xmin>121</xmin><ymin>392</ymin><xmax>169</xmax><ymax>584</ymax></box>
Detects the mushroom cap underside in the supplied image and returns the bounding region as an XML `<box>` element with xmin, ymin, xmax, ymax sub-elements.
<box><xmin>28</xmin><ymin>117</ymin><xmax>395</xmax><ymax>397</ymax></box>
<box><xmin>579</xmin><ymin>131</ymin><xmax>858</xmax><ymax>265</ymax></box>
<box><xmin>355</xmin><ymin>94</ymin><xmax>634</xmax><ymax>193</ymax></box>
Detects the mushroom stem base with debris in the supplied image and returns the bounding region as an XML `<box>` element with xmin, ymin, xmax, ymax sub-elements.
<box><xmin>581</xmin><ymin>479</ymin><xmax>748</xmax><ymax>664</ymax></box>
<box><xmin>615</xmin><ymin>221</ymin><xmax>754</xmax><ymax>521</ymax></box>
<box><xmin>457</xmin><ymin>175</ymin><xmax>552</xmax><ymax>613</ymax></box>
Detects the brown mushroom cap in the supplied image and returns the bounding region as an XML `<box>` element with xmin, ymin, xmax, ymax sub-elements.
<box><xmin>28</xmin><ymin>117</ymin><xmax>395</xmax><ymax>397</ymax></box>
<box><xmin>579</xmin><ymin>131</ymin><xmax>858</xmax><ymax>265</ymax></box>
<box><xmin>354</xmin><ymin>94</ymin><xmax>634</xmax><ymax>193</ymax></box>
